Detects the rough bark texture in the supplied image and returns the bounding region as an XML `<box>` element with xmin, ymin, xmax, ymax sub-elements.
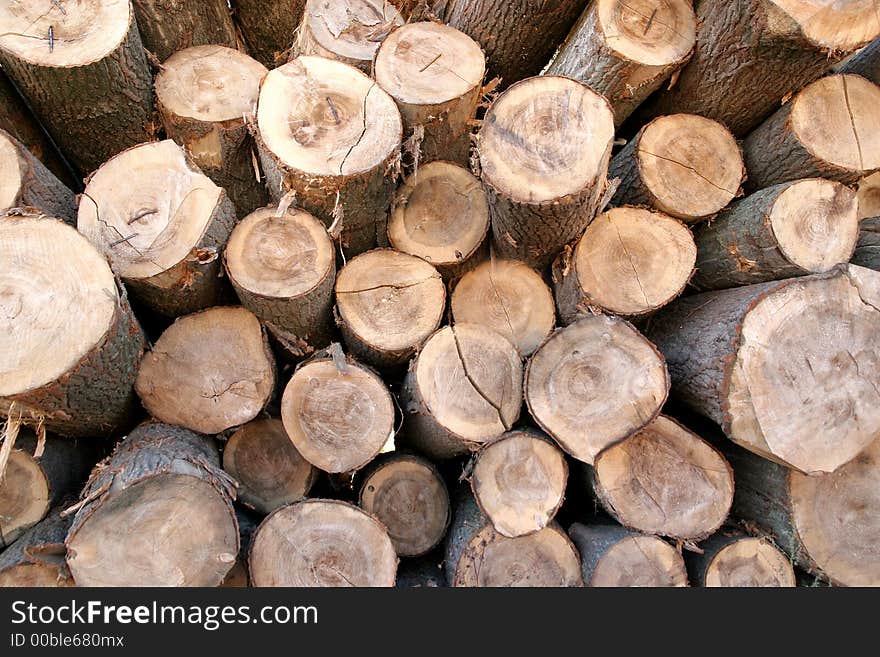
<box><xmin>0</xmin><ymin>70</ymin><xmax>71</xmax><ymax>186</ymax></box>
<box><xmin>692</xmin><ymin>180</ymin><xmax>858</xmax><ymax>290</ymax></box>
<box><xmin>640</xmin><ymin>0</ymin><xmax>875</xmax><ymax>136</ymax></box>
<box><xmin>608</xmin><ymin>129</ymin><xmax>654</xmax><ymax>207</ymax></box>
<box><xmin>66</xmin><ymin>424</ymin><xmax>239</xmax><ymax>587</ymax></box>
<box><xmin>853</xmin><ymin>216</ymin><xmax>880</xmax><ymax>271</ymax></box>
<box><xmin>647</xmin><ymin>280</ymin><xmax>795</xmax><ymax>432</ymax></box>
<box><xmin>714</xmin><ymin>438</ymin><xmax>823</xmax><ymax>582</ymax></box>
<box><xmin>122</xmin><ymin>193</ymin><xmax>238</xmax><ymax>318</ymax></box>
<box><xmin>0</xmin><ymin>432</ymin><xmax>95</xmax><ymax>549</ymax></box>
<box><xmin>374</xmin><ymin>22</ymin><xmax>485</xmax><ymax>166</ymax></box>
<box><xmin>388</xmin><ymin>76</ymin><xmax>480</xmax><ymax>168</ymax></box>
<box><xmin>233</xmin><ymin>0</ymin><xmax>307</xmax><ymax>67</ymax></box>
<box><xmin>132</xmin><ymin>0</ymin><xmax>238</xmax><ymax>62</ymax></box>
<box><xmin>647</xmin><ymin>266</ymin><xmax>880</xmax><ymax>475</ymax></box>
<box><xmin>486</xmin><ymin>169</ymin><xmax>609</xmax><ymax>271</ymax></box>
<box><xmin>0</xmin><ymin>129</ymin><xmax>76</xmax><ymax>222</ymax></box>
<box><xmin>546</xmin><ymin>1</ymin><xmax>695</xmax><ymax>126</ymax></box>
<box><xmin>840</xmin><ymin>37</ymin><xmax>880</xmax><ymax>84</ymax></box>
<box><xmin>436</xmin><ymin>0</ymin><xmax>589</xmax><ymax>86</ymax></box>
<box><xmin>741</xmin><ymin>76</ymin><xmax>880</xmax><ymax>189</ymax></box>
<box><xmin>258</xmin><ymin>141</ymin><xmax>399</xmax><ymax>259</ymax></box>
<box><xmin>0</xmin><ymin>281</ymin><xmax>145</xmax><ymax>439</ymax></box>
<box><xmin>229</xmin><ymin>268</ymin><xmax>336</xmax><ymax>359</ymax></box>
<box><xmin>0</xmin><ymin>13</ymin><xmax>155</xmax><ymax>176</ymax></box>
<box><xmin>443</xmin><ymin>486</ymin><xmax>488</xmax><ymax>585</ymax></box>
<box><xmin>0</xmin><ymin>506</ymin><xmax>73</xmax><ymax>587</ymax></box>
<box><xmin>158</xmin><ymin>103</ymin><xmax>268</xmax><ymax>219</ymax></box>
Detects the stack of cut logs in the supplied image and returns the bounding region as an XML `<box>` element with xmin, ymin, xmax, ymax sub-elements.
<box><xmin>0</xmin><ymin>0</ymin><xmax>879</xmax><ymax>588</ymax></box>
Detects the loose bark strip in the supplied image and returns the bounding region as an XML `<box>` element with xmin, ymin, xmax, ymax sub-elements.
<box><xmin>0</xmin><ymin>70</ymin><xmax>70</xmax><ymax>185</ymax></box>
<box><xmin>647</xmin><ymin>265</ymin><xmax>880</xmax><ymax>475</ymax></box>
<box><xmin>609</xmin><ymin>114</ymin><xmax>744</xmax><ymax>224</ymax></box>
<box><xmin>720</xmin><ymin>435</ymin><xmax>879</xmax><ymax>587</ymax></box>
<box><xmin>401</xmin><ymin>324</ymin><xmax>522</xmax><ymax>460</ymax></box>
<box><xmin>546</xmin><ymin>0</ymin><xmax>696</xmax><ymax>127</ymax></box>
<box><xmin>225</xmin><ymin>206</ymin><xmax>336</xmax><ymax>356</ymax></box>
<box><xmin>451</xmin><ymin>258</ymin><xmax>554</xmax><ymax>357</ymax></box>
<box><xmin>388</xmin><ymin>162</ymin><xmax>489</xmax><ymax>280</ymax></box>
<box><xmin>249</xmin><ymin>499</ymin><xmax>398</xmax><ymax>587</ymax></box>
<box><xmin>553</xmin><ymin>207</ymin><xmax>696</xmax><ymax>321</ymax></box>
<box><xmin>590</xmin><ymin>415</ymin><xmax>734</xmax><ymax>542</ymax></box>
<box><xmin>375</xmin><ymin>22</ymin><xmax>485</xmax><ymax>165</ymax></box>
<box><xmin>294</xmin><ymin>0</ymin><xmax>403</xmax><ymax>72</ymax></box>
<box><xmin>477</xmin><ymin>76</ymin><xmax>615</xmax><ymax>269</ymax></box>
<box><xmin>0</xmin><ymin>1</ymin><xmax>154</xmax><ymax>175</ymax></box>
<box><xmin>233</xmin><ymin>0</ymin><xmax>306</xmax><ymax>67</ymax></box>
<box><xmin>437</xmin><ymin>0</ymin><xmax>589</xmax><ymax>86</ymax></box>
<box><xmin>0</xmin><ymin>506</ymin><xmax>73</xmax><ymax>587</ymax></box>
<box><xmin>471</xmin><ymin>429</ymin><xmax>567</xmax><ymax>538</ymax></box>
<box><xmin>358</xmin><ymin>453</ymin><xmax>450</xmax><ymax>557</ymax></box>
<box><xmin>0</xmin><ymin>431</ymin><xmax>94</xmax><ymax>549</ymax></box>
<box><xmin>336</xmin><ymin>249</ymin><xmax>445</xmax><ymax>370</ymax></box>
<box><xmin>569</xmin><ymin>523</ymin><xmax>688</xmax><ymax>587</ymax></box>
<box><xmin>223</xmin><ymin>418</ymin><xmax>318</xmax><ymax>515</ymax></box>
<box><xmin>853</xmin><ymin>216</ymin><xmax>880</xmax><ymax>271</ymax></box>
<box><xmin>693</xmin><ymin>179</ymin><xmax>859</xmax><ymax>290</ymax></box>
<box><xmin>66</xmin><ymin>424</ymin><xmax>239</xmax><ymax>587</ymax></box>
<box><xmin>281</xmin><ymin>355</ymin><xmax>395</xmax><ymax>474</ymax></box>
<box><xmin>525</xmin><ymin>316</ymin><xmax>669</xmax><ymax>465</ymax></box>
<box><xmin>136</xmin><ymin>307</ymin><xmax>276</xmax><ymax>435</ymax></box>
<box><xmin>743</xmin><ymin>74</ymin><xmax>880</xmax><ymax>189</ymax></box>
<box><xmin>640</xmin><ymin>0</ymin><xmax>880</xmax><ymax>136</ymax></box>
<box><xmin>77</xmin><ymin>140</ymin><xmax>237</xmax><ymax>317</ymax></box>
<box><xmin>686</xmin><ymin>532</ymin><xmax>796</xmax><ymax>588</ymax></box>
<box><xmin>132</xmin><ymin>0</ymin><xmax>237</xmax><ymax>62</ymax></box>
<box><xmin>156</xmin><ymin>46</ymin><xmax>269</xmax><ymax>217</ymax></box>
<box><xmin>0</xmin><ymin>129</ymin><xmax>75</xmax><ymax>222</ymax></box>
<box><xmin>0</xmin><ymin>212</ymin><xmax>144</xmax><ymax>438</ymax></box>
<box><xmin>255</xmin><ymin>56</ymin><xmax>402</xmax><ymax>257</ymax></box>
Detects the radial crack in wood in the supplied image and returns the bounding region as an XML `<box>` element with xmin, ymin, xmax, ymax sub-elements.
<box><xmin>77</xmin><ymin>140</ymin><xmax>237</xmax><ymax>317</ymax></box>
<box><xmin>335</xmin><ymin>249</ymin><xmax>445</xmax><ymax>370</ymax></box>
<box><xmin>452</xmin><ymin>258</ymin><xmax>555</xmax><ymax>356</ymax></box>
<box><xmin>401</xmin><ymin>324</ymin><xmax>522</xmax><ymax>460</ymax></box>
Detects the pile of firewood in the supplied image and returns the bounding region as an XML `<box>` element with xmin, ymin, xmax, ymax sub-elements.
<box><xmin>0</xmin><ymin>0</ymin><xmax>878</xmax><ymax>588</ymax></box>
